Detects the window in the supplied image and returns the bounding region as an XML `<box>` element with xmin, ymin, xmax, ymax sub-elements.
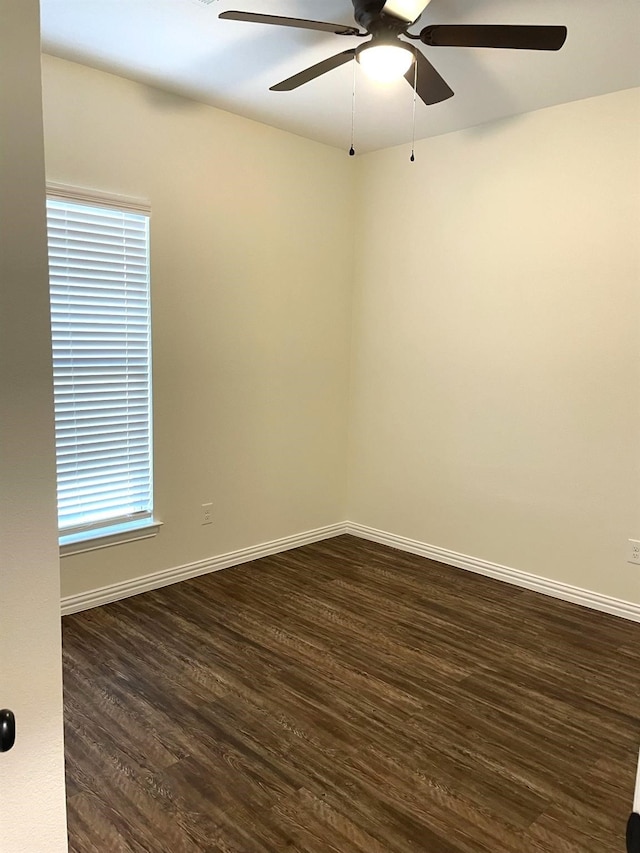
<box><xmin>46</xmin><ymin>189</ymin><xmax>156</xmax><ymax>550</ymax></box>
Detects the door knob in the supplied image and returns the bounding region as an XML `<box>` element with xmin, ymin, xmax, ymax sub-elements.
<box><xmin>0</xmin><ymin>709</ymin><xmax>15</xmax><ymax>752</ymax></box>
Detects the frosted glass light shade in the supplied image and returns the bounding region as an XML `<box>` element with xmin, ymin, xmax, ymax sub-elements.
<box><xmin>358</xmin><ymin>44</ymin><xmax>415</xmax><ymax>83</ymax></box>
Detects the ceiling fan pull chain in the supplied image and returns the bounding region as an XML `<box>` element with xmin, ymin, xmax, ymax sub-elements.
<box><xmin>410</xmin><ymin>54</ymin><xmax>418</xmax><ymax>162</ymax></box>
<box><xmin>349</xmin><ymin>59</ymin><xmax>357</xmax><ymax>156</ymax></box>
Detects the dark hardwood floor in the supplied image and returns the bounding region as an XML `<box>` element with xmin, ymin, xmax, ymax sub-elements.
<box><xmin>62</xmin><ymin>535</ymin><xmax>640</xmax><ymax>852</ymax></box>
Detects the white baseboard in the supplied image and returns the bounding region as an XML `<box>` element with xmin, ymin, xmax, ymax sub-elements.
<box><xmin>60</xmin><ymin>522</ymin><xmax>348</xmax><ymax>616</ymax></box>
<box><xmin>61</xmin><ymin>519</ymin><xmax>640</xmax><ymax>625</ymax></box>
<box><xmin>346</xmin><ymin>522</ymin><xmax>640</xmax><ymax>624</ymax></box>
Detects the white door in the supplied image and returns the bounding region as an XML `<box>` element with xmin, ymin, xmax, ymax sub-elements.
<box><xmin>0</xmin><ymin>0</ymin><xmax>68</xmax><ymax>850</ymax></box>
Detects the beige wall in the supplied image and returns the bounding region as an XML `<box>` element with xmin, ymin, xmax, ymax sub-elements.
<box><xmin>42</xmin><ymin>56</ymin><xmax>355</xmax><ymax>598</ymax></box>
<box><xmin>349</xmin><ymin>88</ymin><xmax>640</xmax><ymax>603</ymax></box>
<box><xmin>42</xmin><ymin>56</ymin><xmax>640</xmax><ymax>608</ymax></box>
<box><xmin>0</xmin><ymin>6</ymin><xmax>67</xmax><ymax>850</ymax></box>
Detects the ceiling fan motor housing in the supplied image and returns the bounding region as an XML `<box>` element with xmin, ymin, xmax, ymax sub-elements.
<box><xmin>352</xmin><ymin>0</ymin><xmax>408</xmax><ymax>37</ymax></box>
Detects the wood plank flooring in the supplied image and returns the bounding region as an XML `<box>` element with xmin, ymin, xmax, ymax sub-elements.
<box><xmin>62</xmin><ymin>535</ymin><xmax>640</xmax><ymax>852</ymax></box>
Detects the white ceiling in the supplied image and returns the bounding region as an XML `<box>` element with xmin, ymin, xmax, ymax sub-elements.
<box><xmin>40</xmin><ymin>0</ymin><xmax>640</xmax><ymax>153</ymax></box>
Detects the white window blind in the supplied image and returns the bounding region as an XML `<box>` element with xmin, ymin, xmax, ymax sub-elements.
<box><xmin>46</xmin><ymin>195</ymin><xmax>153</xmax><ymax>535</ymax></box>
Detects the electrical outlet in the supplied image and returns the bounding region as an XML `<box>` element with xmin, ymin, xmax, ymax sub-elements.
<box><xmin>629</xmin><ymin>539</ymin><xmax>640</xmax><ymax>565</ymax></box>
<box><xmin>201</xmin><ymin>502</ymin><xmax>213</xmax><ymax>526</ymax></box>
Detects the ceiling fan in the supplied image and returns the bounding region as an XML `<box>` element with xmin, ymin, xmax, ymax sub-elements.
<box><xmin>219</xmin><ymin>0</ymin><xmax>568</xmax><ymax>107</ymax></box>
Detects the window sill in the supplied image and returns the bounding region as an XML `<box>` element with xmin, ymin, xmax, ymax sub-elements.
<box><xmin>60</xmin><ymin>519</ymin><xmax>163</xmax><ymax>557</ymax></box>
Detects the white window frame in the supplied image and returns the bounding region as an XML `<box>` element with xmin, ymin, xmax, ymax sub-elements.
<box><xmin>46</xmin><ymin>184</ymin><xmax>160</xmax><ymax>555</ymax></box>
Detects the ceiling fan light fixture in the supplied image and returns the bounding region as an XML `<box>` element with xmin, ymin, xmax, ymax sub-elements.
<box><xmin>357</xmin><ymin>43</ymin><xmax>414</xmax><ymax>82</ymax></box>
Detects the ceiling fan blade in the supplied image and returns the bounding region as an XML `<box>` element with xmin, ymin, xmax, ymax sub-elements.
<box><xmin>419</xmin><ymin>25</ymin><xmax>568</xmax><ymax>51</ymax></box>
<box><xmin>219</xmin><ymin>11</ymin><xmax>363</xmax><ymax>37</ymax></box>
<box><xmin>405</xmin><ymin>50</ymin><xmax>454</xmax><ymax>105</ymax></box>
<box><xmin>383</xmin><ymin>0</ymin><xmax>432</xmax><ymax>25</ymax></box>
<box><xmin>270</xmin><ymin>49</ymin><xmax>357</xmax><ymax>92</ymax></box>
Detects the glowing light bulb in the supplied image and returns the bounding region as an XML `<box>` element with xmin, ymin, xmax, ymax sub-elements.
<box><xmin>357</xmin><ymin>44</ymin><xmax>415</xmax><ymax>83</ymax></box>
